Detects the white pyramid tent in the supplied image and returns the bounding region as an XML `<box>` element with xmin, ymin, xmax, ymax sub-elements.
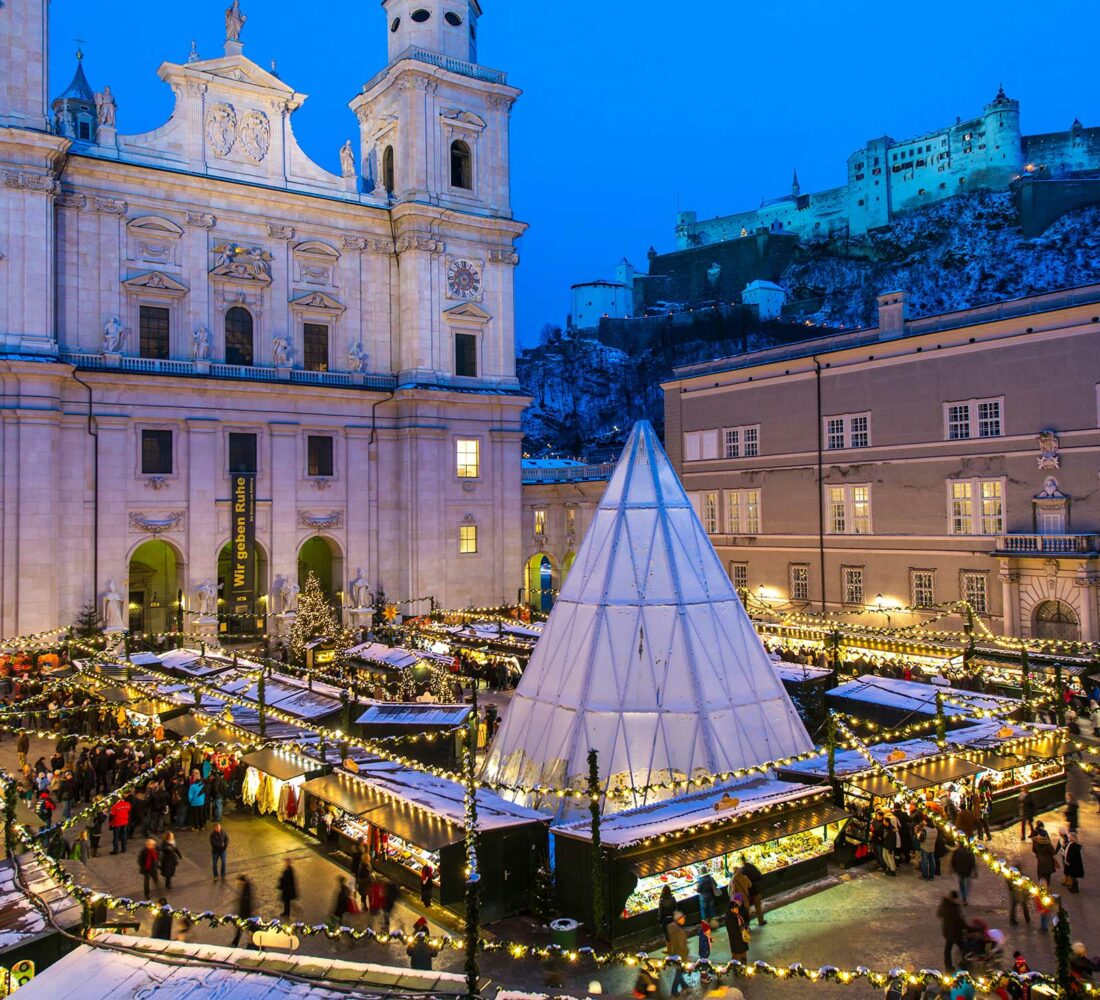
<box><xmin>482</xmin><ymin>421</ymin><xmax>813</xmax><ymax>814</ymax></box>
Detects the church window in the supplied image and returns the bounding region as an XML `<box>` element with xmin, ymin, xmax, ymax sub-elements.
<box><xmin>411</xmin><ymin>8</ymin><xmax>431</xmax><ymax>22</ymax></box>
<box><xmin>225</xmin><ymin>307</ymin><xmax>254</xmax><ymax>366</ymax></box>
<box><xmin>228</xmin><ymin>433</ymin><xmax>257</xmax><ymax>475</ymax></box>
<box><xmin>445</xmin><ymin>11</ymin><xmax>463</xmax><ymax>26</ymax></box>
<box><xmin>459</xmin><ymin>524</ymin><xmax>478</xmax><ymax>554</ymax></box>
<box><xmin>78</xmin><ymin>120</ymin><xmax>91</xmax><ymax>140</ymax></box>
<box><xmin>382</xmin><ymin>146</ymin><xmax>395</xmax><ymax>195</ymax></box>
<box><xmin>307</xmin><ymin>435</ymin><xmax>334</xmax><ymax>478</ymax></box>
<box><xmin>141</xmin><ymin>430</ymin><xmax>173</xmax><ymax>476</ymax></box>
<box><xmin>450</xmin><ymin>140</ymin><xmax>473</xmax><ymax>189</ymax></box>
<box><xmin>454</xmin><ymin>332</ymin><xmax>477</xmax><ymax>377</ymax></box>
<box><xmin>303</xmin><ymin>323</ymin><xmax>329</xmax><ymax>372</ymax></box>
<box><xmin>390</xmin><ymin>16</ymin><xmax>401</xmax><ymax>31</ymax></box>
<box><xmin>139</xmin><ymin>305</ymin><xmax>170</xmax><ymax>360</ymax></box>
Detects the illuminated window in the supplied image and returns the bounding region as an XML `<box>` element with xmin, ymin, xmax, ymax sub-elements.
<box><xmin>730</xmin><ymin>562</ymin><xmax>748</xmax><ymax>592</ymax></box>
<box><xmin>910</xmin><ymin>569</ymin><xmax>935</xmax><ymax>608</ymax></box>
<box><xmin>724</xmin><ymin>489</ymin><xmax>761</xmax><ymax>534</ymax></box>
<box><xmin>842</xmin><ymin>566</ymin><xmax>864</xmax><ymax>605</ymax></box>
<box><xmin>459</xmin><ymin>524</ymin><xmax>478</xmax><ymax>554</ymax></box>
<box><xmin>828</xmin><ymin>485</ymin><xmax>872</xmax><ymax>534</ymax></box>
<box><xmin>534</xmin><ymin>509</ymin><xmax>546</xmax><ymax>537</ymax></box>
<box><xmin>962</xmin><ymin>571</ymin><xmax>988</xmax><ymax>614</ymax></box>
<box><xmin>948</xmin><ymin>479</ymin><xmax>1003</xmax><ymax>535</ymax></box>
<box><xmin>702</xmin><ymin>492</ymin><xmax>719</xmax><ymax>534</ymax></box>
<box><xmin>456</xmin><ymin>438</ymin><xmax>480</xmax><ymax>478</ymax></box>
<box><xmin>789</xmin><ymin>563</ymin><xmax>809</xmax><ymax>601</ymax></box>
<box><xmin>825</xmin><ymin>412</ymin><xmax>871</xmax><ymax>449</ymax></box>
<box><xmin>566</xmin><ymin>508</ymin><xmax>576</xmax><ymax>531</ymax></box>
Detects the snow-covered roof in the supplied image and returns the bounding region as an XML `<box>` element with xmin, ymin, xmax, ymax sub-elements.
<box><xmin>0</xmin><ymin>853</ymin><xmax>82</xmax><ymax>953</ymax></box>
<box><xmin>744</xmin><ymin>279</ymin><xmax>785</xmax><ymax>292</ymax></box>
<box><xmin>348</xmin><ymin>642</ymin><xmax>429</xmax><ymax>670</ymax></box>
<box><xmin>482</xmin><ymin>421</ymin><xmax>813</xmax><ymax>815</ymax></box>
<box><xmin>827</xmin><ymin>675</ymin><xmax>1019</xmax><ymax>715</ymax></box>
<box><xmin>355</xmin><ymin>702</ymin><xmax>471</xmax><ymax>727</ymax></box>
<box><xmin>554</xmin><ymin>776</ymin><xmax>826</xmax><ymax>848</ymax></box>
<box><xmin>17</xmin><ymin>932</ymin><xmax>466</xmax><ymax>999</ymax></box>
<box><xmin>770</xmin><ymin>659</ymin><xmax>832</xmax><ymax>683</ymax></box>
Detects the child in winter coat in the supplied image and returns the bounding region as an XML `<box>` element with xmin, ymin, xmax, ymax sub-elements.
<box><xmin>697</xmin><ymin>920</ymin><xmax>713</xmax><ymax>984</ymax></box>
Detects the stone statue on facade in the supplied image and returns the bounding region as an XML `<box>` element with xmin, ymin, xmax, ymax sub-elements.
<box><xmin>272</xmin><ymin>337</ymin><xmax>292</xmax><ymax>367</ymax></box>
<box><xmin>280</xmin><ymin>578</ymin><xmax>299</xmax><ymax>614</ymax></box>
<box><xmin>103</xmin><ymin>317</ymin><xmax>124</xmax><ymax>353</ymax></box>
<box><xmin>196</xmin><ymin>578</ymin><xmax>218</xmax><ymax>617</ymax></box>
<box><xmin>340</xmin><ymin>140</ymin><xmax>356</xmax><ymax>178</ymax></box>
<box><xmin>192</xmin><ymin>326</ymin><xmax>211</xmax><ymax>360</ymax></box>
<box><xmin>348</xmin><ymin>341</ymin><xmax>368</xmax><ymax>372</ymax></box>
<box><xmin>95</xmin><ymin>85</ymin><xmax>116</xmax><ymax>128</ymax></box>
<box><xmin>349</xmin><ymin>568</ymin><xmax>370</xmax><ymax>609</ymax></box>
<box><xmin>1038</xmin><ymin>429</ymin><xmax>1060</xmax><ymax>470</ymax></box>
<box><xmin>225</xmin><ymin>1</ymin><xmax>247</xmax><ymax>42</ymax></box>
<box><xmin>103</xmin><ymin>580</ymin><xmax>125</xmax><ymax>632</ymax></box>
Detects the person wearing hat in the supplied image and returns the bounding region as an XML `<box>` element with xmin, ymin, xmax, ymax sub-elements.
<box><xmin>666</xmin><ymin>910</ymin><xmax>690</xmax><ymax>997</ymax></box>
<box><xmin>698</xmin><ymin>918</ymin><xmax>713</xmax><ymax>984</ymax></box>
<box><xmin>406</xmin><ymin>918</ymin><xmax>438</xmax><ymax>971</ymax></box>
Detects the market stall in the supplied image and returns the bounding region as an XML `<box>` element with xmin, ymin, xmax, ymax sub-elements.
<box><xmin>347</xmin><ymin>642</ymin><xmax>436</xmax><ymax>690</ymax></box>
<box><xmin>826</xmin><ymin>674</ymin><xmax>1022</xmax><ymax>728</ymax></box>
<box><xmin>354</xmin><ymin>702</ymin><xmax>471</xmax><ymax>768</ymax></box>
<box><xmin>552</xmin><ymin>778</ymin><xmax>848</xmax><ymax>943</ymax></box>
<box><xmin>240</xmin><ymin>746</ymin><xmax>327</xmax><ymax>827</ymax></box>
<box><xmin>301</xmin><ymin>761</ymin><xmax>548</xmax><ymax>922</ymax></box>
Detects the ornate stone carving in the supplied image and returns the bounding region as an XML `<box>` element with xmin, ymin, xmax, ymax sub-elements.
<box><xmin>311</xmin><ymin>477</ymin><xmax>334</xmax><ymax>491</ymax></box>
<box><xmin>290</xmin><ymin>291</ymin><xmax>345</xmax><ymax>313</ymax></box>
<box><xmin>129</xmin><ymin>510</ymin><xmax>185</xmax><ymax>534</ymax></box>
<box><xmin>205</xmin><ymin>103</ymin><xmax>238</xmax><ymax>157</ymax></box>
<box><xmin>145</xmin><ymin>476</ymin><xmax>169</xmax><ymax>491</ymax></box>
<box><xmin>297</xmin><ymin>510</ymin><xmax>344</xmax><ymax>530</ymax></box>
<box><xmin>486</xmin><ymin>95</ymin><xmax>513</xmax><ymax>112</ymax></box>
<box><xmin>238</xmin><ymin>110</ymin><xmax>271</xmax><ymax>162</ymax></box>
<box><xmin>369</xmin><ymin>240</ymin><xmax>396</xmax><ymax>255</ymax></box>
<box><xmin>192</xmin><ymin>326</ymin><xmax>211</xmax><ymax>360</ymax></box>
<box><xmin>342</xmin><ymin>236</ymin><xmax>369</xmax><ymax>251</ymax></box>
<box><xmin>94</xmin><ymin>196</ymin><xmax>127</xmax><ymax>215</ymax></box>
<box><xmin>103</xmin><ymin>317</ymin><xmax>124</xmax><ymax>353</ymax></box>
<box><xmin>95</xmin><ymin>85</ymin><xmax>116</xmax><ymax>127</ymax></box>
<box><xmin>272</xmin><ymin>337</ymin><xmax>292</xmax><ymax>367</ymax></box>
<box><xmin>55</xmin><ymin>193</ymin><xmax>87</xmax><ymax>210</ymax></box>
<box><xmin>268</xmin><ymin>223</ymin><xmax>295</xmax><ymax>240</ymax></box>
<box><xmin>211</xmin><ymin>242</ymin><xmax>273</xmax><ymax>282</ymax></box>
<box><xmin>488</xmin><ymin>246</ymin><xmax>519</xmax><ymax>265</ymax></box>
<box><xmin>395</xmin><ymin>235</ymin><xmax>445</xmax><ymax>255</ymax></box>
<box><xmin>4</xmin><ymin>171</ymin><xmax>59</xmax><ymax>193</ymax></box>
<box><xmin>185</xmin><ymin>79</ymin><xmax>208</xmax><ymax>98</ymax></box>
<box><xmin>348</xmin><ymin>342</ymin><xmax>368</xmax><ymax>372</ymax></box>
<box><xmin>1036</xmin><ymin>476</ymin><xmax>1067</xmax><ymax>500</ymax></box>
<box><xmin>186</xmin><ymin>212</ymin><xmax>217</xmax><ymax>229</ymax></box>
<box><xmin>340</xmin><ymin>140</ymin><xmax>355</xmax><ymax>178</ymax></box>
<box><xmin>225</xmin><ymin>1</ymin><xmax>247</xmax><ymax>43</ymax></box>
<box><xmin>1038</xmin><ymin>429</ymin><xmax>1060</xmax><ymax>470</ymax></box>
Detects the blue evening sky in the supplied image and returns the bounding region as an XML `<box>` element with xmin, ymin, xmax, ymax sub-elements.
<box><xmin>49</xmin><ymin>1</ymin><xmax>1100</xmax><ymax>347</ymax></box>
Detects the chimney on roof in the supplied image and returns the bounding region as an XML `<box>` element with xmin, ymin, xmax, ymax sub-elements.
<box><xmin>876</xmin><ymin>290</ymin><xmax>908</xmax><ymax>340</ymax></box>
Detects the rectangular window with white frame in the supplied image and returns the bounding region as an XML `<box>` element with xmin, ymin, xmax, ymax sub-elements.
<box><xmin>533</xmin><ymin>509</ymin><xmax>546</xmax><ymax>537</ymax></box>
<box><xmin>842</xmin><ymin>566</ymin><xmax>865</xmax><ymax>605</ymax></box>
<box><xmin>721</xmin><ymin>424</ymin><xmax>760</xmax><ymax>458</ymax></box>
<box><xmin>456</xmin><ymin>438</ymin><xmax>480</xmax><ymax>479</ymax></box>
<box><xmin>789</xmin><ymin>563</ymin><xmax>810</xmax><ymax>601</ymax></box>
<box><xmin>827</xmin><ymin>484</ymin><xmax>872</xmax><ymax>534</ymax></box>
<box><xmin>824</xmin><ymin>412</ymin><xmax>871</xmax><ymax>450</ymax></box>
<box><xmin>947</xmin><ymin>478</ymin><xmax>1004</xmax><ymax>535</ymax></box>
<box><xmin>702</xmin><ymin>492</ymin><xmax>719</xmax><ymax>534</ymax></box>
<box><xmin>910</xmin><ymin>568</ymin><xmax>935</xmax><ymax>608</ymax></box>
<box><xmin>944</xmin><ymin>397</ymin><xmax>1003</xmax><ymax>440</ymax></box>
<box><xmin>724</xmin><ymin>489</ymin><xmax>761</xmax><ymax>534</ymax></box>
<box><xmin>684</xmin><ymin>430</ymin><xmax>719</xmax><ymax>462</ymax></box>
<box><xmin>961</xmin><ymin>570</ymin><xmax>988</xmax><ymax>614</ymax></box>
<box><xmin>459</xmin><ymin>524</ymin><xmax>478</xmax><ymax>554</ymax></box>
<box><xmin>729</xmin><ymin>562</ymin><xmax>748</xmax><ymax>593</ymax></box>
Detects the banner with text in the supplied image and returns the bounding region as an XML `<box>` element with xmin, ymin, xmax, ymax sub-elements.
<box><xmin>229</xmin><ymin>473</ymin><xmax>257</xmax><ymax>615</ymax></box>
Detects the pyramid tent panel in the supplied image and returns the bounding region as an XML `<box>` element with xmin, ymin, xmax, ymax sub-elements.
<box><xmin>482</xmin><ymin>421</ymin><xmax>812</xmax><ymax>816</ymax></box>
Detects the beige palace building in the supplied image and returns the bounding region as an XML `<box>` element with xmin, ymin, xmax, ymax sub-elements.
<box><xmin>663</xmin><ymin>285</ymin><xmax>1100</xmax><ymax>641</ymax></box>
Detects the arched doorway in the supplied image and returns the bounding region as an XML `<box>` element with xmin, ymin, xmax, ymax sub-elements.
<box><xmin>217</xmin><ymin>539</ymin><xmax>269</xmax><ymax>634</ymax></box>
<box><xmin>127</xmin><ymin>539</ymin><xmax>183</xmax><ymax>636</ymax></box>
<box><xmin>562</xmin><ymin>551</ymin><xmax>576</xmax><ymax>579</ymax></box>
<box><xmin>298</xmin><ymin>536</ymin><xmax>344</xmax><ymax>605</ymax></box>
<box><xmin>524</xmin><ymin>553</ymin><xmax>557</xmax><ymax>613</ymax></box>
<box><xmin>1033</xmin><ymin>599</ymin><xmax>1080</xmax><ymax>641</ymax></box>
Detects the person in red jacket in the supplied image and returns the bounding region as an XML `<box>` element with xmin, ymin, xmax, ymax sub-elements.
<box><xmin>109</xmin><ymin>797</ymin><xmax>132</xmax><ymax>854</ymax></box>
<box><xmin>137</xmin><ymin>838</ymin><xmax>160</xmax><ymax>899</ymax></box>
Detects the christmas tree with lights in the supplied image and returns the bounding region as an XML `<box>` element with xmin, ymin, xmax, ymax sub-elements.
<box><xmin>288</xmin><ymin>571</ymin><xmax>355</xmax><ymax>665</ymax></box>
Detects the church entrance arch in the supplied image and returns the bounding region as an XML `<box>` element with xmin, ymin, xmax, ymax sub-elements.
<box><xmin>1033</xmin><ymin>599</ymin><xmax>1079</xmax><ymax>642</ymax></box>
<box><xmin>298</xmin><ymin>536</ymin><xmax>344</xmax><ymax>605</ymax></box>
<box><xmin>524</xmin><ymin>552</ymin><xmax>558</xmax><ymax>613</ymax></box>
<box><xmin>217</xmin><ymin>539</ymin><xmax>269</xmax><ymax>634</ymax></box>
<box><xmin>127</xmin><ymin>539</ymin><xmax>184</xmax><ymax>636</ymax></box>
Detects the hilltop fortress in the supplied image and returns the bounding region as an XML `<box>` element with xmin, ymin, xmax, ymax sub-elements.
<box><xmin>676</xmin><ymin>88</ymin><xmax>1100</xmax><ymax>247</ymax></box>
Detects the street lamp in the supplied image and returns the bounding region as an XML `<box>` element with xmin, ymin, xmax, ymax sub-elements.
<box><xmin>873</xmin><ymin>593</ymin><xmax>892</xmax><ymax>628</ymax></box>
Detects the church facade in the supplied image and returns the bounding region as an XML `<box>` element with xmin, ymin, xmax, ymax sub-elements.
<box><xmin>0</xmin><ymin>0</ymin><xmax>529</xmax><ymax>637</ymax></box>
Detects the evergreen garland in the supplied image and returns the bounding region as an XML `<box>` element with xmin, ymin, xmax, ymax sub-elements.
<box><xmin>1020</xmin><ymin>645</ymin><xmax>1032</xmax><ymax>722</ymax></box>
<box><xmin>4</xmin><ymin>780</ymin><xmax>17</xmax><ymax>858</ymax></box>
<box><xmin>588</xmin><ymin>748</ymin><xmax>605</xmax><ymax>936</ymax></box>
<box><xmin>826</xmin><ymin>713</ymin><xmax>837</xmax><ymax>784</ymax></box>
<box><xmin>463</xmin><ymin>714</ymin><xmax>480</xmax><ymax>998</ymax></box>
<box><xmin>1054</xmin><ymin>658</ymin><xmax>1066</xmax><ymax>727</ymax></box>
<box><xmin>934</xmin><ymin>691</ymin><xmax>947</xmax><ymax>747</ymax></box>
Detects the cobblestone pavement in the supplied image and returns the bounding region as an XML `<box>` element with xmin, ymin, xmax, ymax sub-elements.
<box><xmin>9</xmin><ymin>728</ymin><xmax>1100</xmax><ymax>998</ymax></box>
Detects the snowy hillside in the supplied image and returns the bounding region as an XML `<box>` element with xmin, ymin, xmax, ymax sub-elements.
<box><xmin>520</xmin><ymin>192</ymin><xmax>1100</xmax><ymax>456</ymax></box>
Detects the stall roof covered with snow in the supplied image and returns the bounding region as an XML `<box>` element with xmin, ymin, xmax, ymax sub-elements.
<box><xmin>827</xmin><ymin>675</ymin><xmax>1021</xmax><ymax>722</ymax></box>
<box><xmin>355</xmin><ymin>702</ymin><xmax>471</xmax><ymax>728</ymax></box>
<box><xmin>482</xmin><ymin>421</ymin><xmax>813</xmax><ymax>813</ymax></box>
<box><xmin>17</xmin><ymin>933</ymin><xmax>468</xmax><ymax>999</ymax></box>
<box><xmin>0</xmin><ymin>854</ymin><xmax>82</xmax><ymax>955</ymax></box>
